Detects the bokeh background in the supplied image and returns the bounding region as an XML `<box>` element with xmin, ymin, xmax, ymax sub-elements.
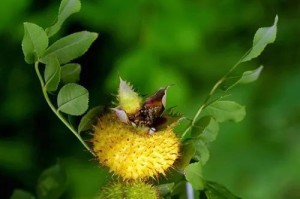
<box><xmin>1</xmin><ymin>0</ymin><xmax>300</xmax><ymax>198</ymax></box>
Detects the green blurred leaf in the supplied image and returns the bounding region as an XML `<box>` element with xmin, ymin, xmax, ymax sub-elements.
<box><xmin>241</xmin><ymin>15</ymin><xmax>278</xmax><ymax>63</ymax></box>
<box><xmin>221</xmin><ymin>66</ymin><xmax>264</xmax><ymax>91</ymax></box>
<box><xmin>44</xmin><ymin>57</ymin><xmax>60</xmax><ymax>92</ymax></box>
<box><xmin>46</xmin><ymin>0</ymin><xmax>81</xmax><ymax>37</ymax></box>
<box><xmin>205</xmin><ymin>181</ymin><xmax>241</xmax><ymax>199</ymax></box>
<box><xmin>204</xmin><ymin>101</ymin><xmax>246</xmax><ymax>123</ymax></box>
<box><xmin>192</xmin><ymin>116</ymin><xmax>219</xmax><ymax>143</ymax></box>
<box><xmin>57</xmin><ymin>83</ymin><xmax>89</xmax><ymax>116</ymax></box>
<box><xmin>171</xmin><ymin>181</ymin><xmax>186</xmax><ymax>197</ymax></box>
<box><xmin>175</xmin><ymin>141</ymin><xmax>195</xmax><ymax>172</ymax></box>
<box><xmin>78</xmin><ymin>106</ymin><xmax>103</xmax><ymax>133</ymax></box>
<box><xmin>200</xmin><ymin>118</ymin><xmax>219</xmax><ymax>143</ymax></box>
<box><xmin>193</xmin><ymin>139</ymin><xmax>210</xmax><ymax>165</ymax></box>
<box><xmin>10</xmin><ymin>189</ymin><xmax>35</xmax><ymax>199</ymax></box>
<box><xmin>191</xmin><ymin>116</ymin><xmax>210</xmax><ymax>138</ymax></box>
<box><xmin>60</xmin><ymin>63</ymin><xmax>81</xmax><ymax>83</ymax></box>
<box><xmin>22</xmin><ymin>22</ymin><xmax>48</xmax><ymax>64</ymax></box>
<box><xmin>157</xmin><ymin>183</ymin><xmax>175</xmax><ymax>196</ymax></box>
<box><xmin>40</xmin><ymin>31</ymin><xmax>98</xmax><ymax>64</ymax></box>
<box><xmin>36</xmin><ymin>164</ymin><xmax>67</xmax><ymax>199</ymax></box>
<box><xmin>238</xmin><ymin>65</ymin><xmax>264</xmax><ymax>84</ymax></box>
<box><xmin>184</xmin><ymin>162</ymin><xmax>204</xmax><ymax>190</ymax></box>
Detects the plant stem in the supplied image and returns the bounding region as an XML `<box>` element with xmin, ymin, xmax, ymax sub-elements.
<box><xmin>181</xmin><ymin>49</ymin><xmax>251</xmax><ymax>139</ymax></box>
<box><xmin>34</xmin><ymin>61</ymin><xmax>96</xmax><ymax>156</ymax></box>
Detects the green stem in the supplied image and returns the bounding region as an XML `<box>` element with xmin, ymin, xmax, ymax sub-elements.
<box><xmin>34</xmin><ymin>61</ymin><xmax>96</xmax><ymax>156</ymax></box>
<box><xmin>181</xmin><ymin>49</ymin><xmax>252</xmax><ymax>139</ymax></box>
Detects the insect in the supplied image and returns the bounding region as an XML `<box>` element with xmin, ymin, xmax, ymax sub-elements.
<box><xmin>129</xmin><ymin>87</ymin><xmax>168</xmax><ymax>133</ymax></box>
<box><xmin>112</xmin><ymin>85</ymin><xmax>172</xmax><ymax>134</ymax></box>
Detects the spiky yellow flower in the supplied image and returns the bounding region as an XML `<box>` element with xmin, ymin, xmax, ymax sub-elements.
<box><xmin>92</xmin><ymin>79</ymin><xmax>180</xmax><ymax>181</ymax></box>
<box><xmin>93</xmin><ymin>113</ymin><xmax>180</xmax><ymax>180</ymax></box>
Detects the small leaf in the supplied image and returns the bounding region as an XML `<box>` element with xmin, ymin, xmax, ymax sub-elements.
<box><xmin>46</xmin><ymin>0</ymin><xmax>81</xmax><ymax>37</ymax></box>
<box><xmin>221</xmin><ymin>66</ymin><xmax>264</xmax><ymax>91</ymax></box>
<box><xmin>36</xmin><ymin>164</ymin><xmax>67</xmax><ymax>199</ymax></box>
<box><xmin>205</xmin><ymin>181</ymin><xmax>241</xmax><ymax>199</ymax></box>
<box><xmin>204</xmin><ymin>101</ymin><xmax>246</xmax><ymax>123</ymax></box>
<box><xmin>60</xmin><ymin>63</ymin><xmax>81</xmax><ymax>83</ymax></box>
<box><xmin>78</xmin><ymin>106</ymin><xmax>103</xmax><ymax>133</ymax></box>
<box><xmin>22</xmin><ymin>22</ymin><xmax>48</xmax><ymax>64</ymax></box>
<box><xmin>171</xmin><ymin>181</ymin><xmax>187</xmax><ymax>197</ymax></box>
<box><xmin>184</xmin><ymin>162</ymin><xmax>204</xmax><ymax>190</ymax></box>
<box><xmin>242</xmin><ymin>15</ymin><xmax>278</xmax><ymax>63</ymax></box>
<box><xmin>175</xmin><ymin>141</ymin><xmax>195</xmax><ymax>172</ymax></box>
<box><xmin>199</xmin><ymin>117</ymin><xmax>219</xmax><ymax>143</ymax></box>
<box><xmin>157</xmin><ymin>183</ymin><xmax>175</xmax><ymax>196</ymax></box>
<box><xmin>10</xmin><ymin>189</ymin><xmax>35</xmax><ymax>199</ymax></box>
<box><xmin>193</xmin><ymin>139</ymin><xmax>210</xmax><ymax>165</ymax></box>
<box><xmin>40</xmin><ymin>31</ymin><xmax>98</xmax><ymax>64</ymax></box>
<box><xmin>238</xmin><ymin>65</ymin><xmax>264</xmax><ymax>84</ymax></box>
<box><xmin>44</xmin><ymin>57</ymin><xmax>61</xmax><ymax>92</ymax></box>
<box><xmin>191</xmin><ymin>116</ymin><xmax>219</xmax><ymax>143</ymax></box>
<box><xmin>57</xmin><ymin>83</ymin><xmax>89</xmax><ymax>116</ymax></box>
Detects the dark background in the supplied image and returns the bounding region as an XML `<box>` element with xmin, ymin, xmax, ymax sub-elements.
<box><xmin>0</xmin><ymin>0</ymin><xmax>300</xmax><ymax>198</ymax></box>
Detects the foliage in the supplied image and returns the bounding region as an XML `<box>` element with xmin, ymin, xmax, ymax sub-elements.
<box><xmin>17</xmin><ymin>0</ymin><xmax>278</xmax><ymax>197</ymax></box>
<box><xmin>2</xmin><ymin>0</ymin><xmax>299</xmax><ymax>198</ymax></box>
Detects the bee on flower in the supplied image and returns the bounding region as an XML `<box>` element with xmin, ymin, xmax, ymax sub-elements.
<box><xmin>92</xmin><ymin>78</ymin><xmax>181</xmax><ymax>180</ymax></box>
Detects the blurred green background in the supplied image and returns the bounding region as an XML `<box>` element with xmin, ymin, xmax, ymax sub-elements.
<box><xmin>0</xmin><ymin>0</ymin><xmax>300</xmax><ymax>198</ymax></box>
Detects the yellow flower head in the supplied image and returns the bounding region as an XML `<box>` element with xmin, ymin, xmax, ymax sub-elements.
<box><xmin>92</xmin><ymin>79</ymin><xmax>180</xmax><ymax>181</ymax></box>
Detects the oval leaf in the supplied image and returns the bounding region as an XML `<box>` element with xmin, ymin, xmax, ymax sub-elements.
<box><xmin>44</xmin><ymin>57</ymin><xmax>61</xmax><ymax>92</ymax></box>
<box><xmin>205</xmin><ymin>181</ymin><xmax>241</xmax><ymax>199</ymax></box>
<box><xmin>238</xmin><ymin>65</ymin><xmax>264</xmax><ymax>84</ymax></box>
<box><xmin>200</xmin><ymin>117</ymin><xmax>219</xmax><ymax>143</ymax></box>
<box><xmin>60</xmin><ymin>63</ymin><xmax>81</xmax><ymax>83</ymax></box>
<box><xmin>41</xmin><ymin>31</ymin><xmax>98</xmax><ymax>64</ymax></box>
<box><xmin>46</xmin><ymin>0</ymin><xmax>81</xmax><ymax>37</ymax></box>
<box><xmin>157</xmin><ymin>183</ymin><xmax>175</xmax><ymax>196</ymax></box>
<box><xmin>36</xmin><ymin>164</ymin><xmax>67</xmax><ymax>199</ymax></box>
<box><xmin>175</xmin><ymin>141</ymin><xmax>196</xmax><ymax>172</ymax></box>
<box><xmin>10</xmin><ymin>190</ymin><xmax>35</xmax><ymax>199</ymax></box>
<box><xmin>193</xmin><ymin>139</ymin><xmax>210</xmax><ymax>165</ymax></box>
<box><xmin>241</xmin><ymin>15</ymin><xmax>278</xmax><ymax>63</ymax></box>
<box><xmin>78</xmin><ymin>106</ymin><xmax>103</xmax><ymax>133</ymax></box>
<box><xmin>204</xmin><ymin>101</ymin><xmax>246</xmax><ymax>123</ymax></box>
<box><xmin>184</xmin><ymin>162</ymin><xmax>204</xmax><ymax>190</ymax></box>
<box><xmin>57</xmin><ymin>83</ymin><xmax>89</xmax><ymax>116</ymax></box>
<box><xmin>22</xmin><ymin>22</ymin><xmax>48</xmax><ymax>64</ymax></box>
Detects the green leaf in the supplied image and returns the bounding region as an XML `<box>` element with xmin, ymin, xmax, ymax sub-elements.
<box><xmin>221</xmin><ymin>66</ymin><xmax>264</xmax><ymax>91</ymax></box>
<box><xmin>57</xmin><ymin>83</ymin><xmax>89</xmax><ymax>116</ymax></box>
<box><xmin>238</xmin><ymin>65</ymin><xmax>264</xmax><ymax>84</ymax></box>
<box><xmin>36</xmin><ymin>164</ymin><xmax>67</xmax><ymax>199</ymax></box>
<box><xmin>175</xmin><ymin>141</ymin><xmax>195</xmax><ymax>172</ymax></box>
<box><xmin>184</xmin><ymin>162</ymin><xmax>204</xmax><ymax>190</ymax></box>
<box><xmin>241</xmin><ymin>15</ymin><xmax>278</xmax><ymax>63</ymax></box>
<box><xmin>205</xmin><ymin>181</ymin><xmax>241</xmax><ymax>199</ymax></box>
<box><xmin>44</xmin><ymin>57</ymin><xmax>61</xmax><ymax>92</ymax></box>
<box><xmin>40</xmin><ymin>31</ymin><xmax>98</xmax><ymax>64</ymax></box>
<box><xmin>22</xmin><ymin>22</ymin><xmax>48</xmax><ymax>64</ymax></box>
<box><xmin>193</xmin><ymin>139</ymin><xmax>210</xmax><ymax>165</ymax></box>
<box><xmin>10</xmin><ymin>189</ymin><xmax>35</xmax><ymax>199</ymax></box>
<box><xmin>78</xmin><ymin>106</ymin><xmax>103</xmax><ymax>133</ymax></box>
<box><xmin>192</xmin><ymin>116</ymin><xmax>219</xmax><ymax>143</ymax></box>
<box><xmin>60</xmin><ymin>63</ymin><xmax>81</xmax><ymax>83</ymax></box>
<box><xmin>204</xmin><ymin>101</ymin><xmax>246</xmax><ymax>123</ymax></box>
<box><xmin>46</xmin><ymin>0</ymin><xmax>81</xmax><ymax>37</ymax></box>
<box><xmin>157</xmin><ymin>183</ymin><xmax>175</xmax><ymax>196</ymax></box>
<box><xmin>200</xmin><ymin>118</ymin><xmax>219</xmax><ymax>143</ymax></box>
